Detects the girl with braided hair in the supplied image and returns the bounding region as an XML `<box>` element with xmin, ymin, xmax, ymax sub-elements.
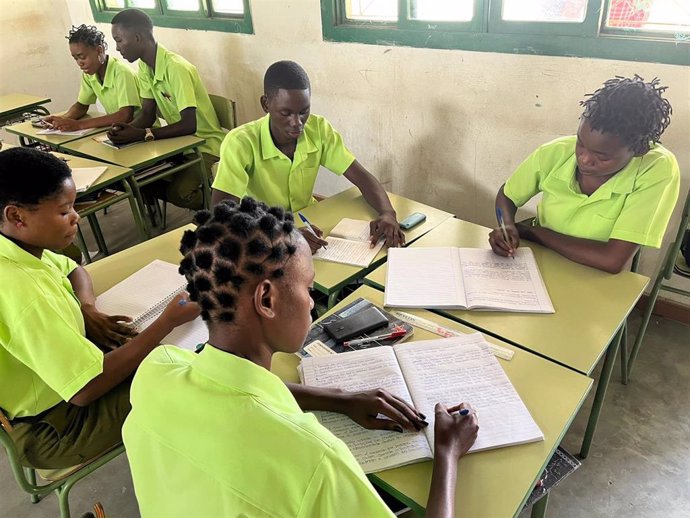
<box><xmin>43</xmin><ymin>24</ymin><xmax>141</xmax><ymax>132</ymax></box>
<box><xmin>123</xmin><ymin>197</ymin><xmax>479</xmax><ymax>518</ymax></box>
<box><xmin>490</xmin><ymin>75</ymin><xmax>680</xmax><ymax>273</ymax></box>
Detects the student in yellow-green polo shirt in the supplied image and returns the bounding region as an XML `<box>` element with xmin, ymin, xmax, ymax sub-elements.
<box><xmin>123</xmin><ymin>198</ymin><xmax>479</xmax><ymax>517</ymax></box>
<box><xmin>43</xmin><ymin>24</ymin><xmax>141</xmax><ymax>132</ymax></box>
<box><xmin>490</xmin><ymin>75</ymin><xmax>680</xmax><ymax>273</ymax></box>
<box><xmin>211</xmin><ymin>60</ymin><xmax>405</xmax><ymax>253</ymax></box>
<box><xmin>0</xmin><ymin>148</ymin><xmax>199</xmax><ymax>469</ymax></box>
<box><xmin>107</xmin><ymin>8</ymin><xmax>225</xmax><ymax>210</ymax></box>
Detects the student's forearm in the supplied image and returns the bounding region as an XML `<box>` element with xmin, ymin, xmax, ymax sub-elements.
<box><xmin>130</xmin><ymin>109</ymin><xmax>157</xmax><ymax>129</ymax></box>
<box><xmin>496</xmin><ymin>184</ymin><xmax>518</xmax><ymax>225</ymax></box>
<box><xmin>69</xmin><ymin>318</ymin><xmax>174</xmax><ymax>406</ymax></box>
<box><xmin>150</xmin><ymin>119</ymin><xmax>196</xmax><ymax>139</ymax></box>
<box><xmin>286</xmin><ymin>383</ymin><xmax>348</xmax><ymax>412</ymax></box>
<box><xmin>211</xmin><ymin>189</ymin><xmax>240</xmax><ymax>207</ymax></box>
<box><xmin>68</xmin><ymin>266</ymin><xmax>97</xmax><ymax>307</ymax></box>
<box><xmin>344</xmin><ymin>162</ymin><xmax>397</xmax><ymax>217</ymax></box>
<box><xmin>77</xmin><ymin>107</ymin><xmax>135</xmax><ymax>130</ymax></box>
<box><xmin>425</xmin><ymin>451</ymin><xmax>458</xmax><ymax>518</ymax></box>
<box><xmin>61</xmin><ymin>103</ymin><xmax>89</xmax><ymax>120</ymax></box>
<box><xmin>520</xmin><ymin>225</ymin><xmax>638</xmax><ymax>273</ymax></box>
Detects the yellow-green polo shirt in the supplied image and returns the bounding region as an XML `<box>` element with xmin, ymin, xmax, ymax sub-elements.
<box><xmin>0</xmin><ymin>235</ymin><xmax>103</xmax><ymax>420</ymax></box>
<box><xmin>77</xmin><ymin>56</ymin><xmax>141</xmax><ymax>116</ymax></box>
<box><xmin>212</xmin><ymin>114</ymin><xmax>356</xmax><ymax>211</ymax></box>
<box><xmin>123</xmin><ymin>345</ymin><xmax>394</xmax><ymax>518</ymax></box>
<box><xmin>138</xmin><ymin>44</ymin><xmax>224</xmax><ymax>157</ymax></box>
<box><xmin>504</xmin><ymin>136</ymin><xmax>680</xmax><ymax>247</ymax></box>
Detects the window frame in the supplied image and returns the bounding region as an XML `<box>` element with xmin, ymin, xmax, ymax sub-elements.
<box><xmin>320</xmin><ymin>0</ymin><xmax>689</xmax><ymax>66</ymax></box>
<box><xmin>89</xmin><ymin>0</ymin><xmax>254</xmax><ymax>34</ymax></box>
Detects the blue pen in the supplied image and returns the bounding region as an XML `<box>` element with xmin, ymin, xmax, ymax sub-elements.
<box><xmin>496</xmin><ymin>207</ymin><xmax>515</xmax><ymax>259</ymax></box>
<box><xmin>298</xmin><ymin>212</ymin><xmax>327</xmax><ymax>249</ymax></box>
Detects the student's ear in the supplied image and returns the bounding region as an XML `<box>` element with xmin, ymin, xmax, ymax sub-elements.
<box><xmin>260</xmin><ymin>95</ymin><xmax>269</xmax><ymax>114</ymax></box>
<box><xmin>3</xmin><ymin>205</ymin><xmax>23</xmax><ymax>228</ymax></box>
<box><xmin>253</xmin><ymin>279</ymin><xmax>276</xmax><ymax>319</ymax></box>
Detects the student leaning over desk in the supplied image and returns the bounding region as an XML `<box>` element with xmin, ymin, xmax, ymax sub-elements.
<box><xmin>123</xmin><ymin>198</ymin><xmax>479</xmax><ymax>518</ymax></box>
<box><xmin>0</xmin><ymin>148</ymin><xmax>199</xmax><ymax>469</ymax></box>
<box><xmin>211</xmin><ymin>60</ymin><xmax>405</xmax><ymax>254</ymax></box>
<box><xmin>106</xmin><ymin>8</ymin><xmax>225</xmax><ymax>211</ymax></box>
<box><xmin>489</xmin><ymin>75</ymin><xmax>680</xmax><ymax>274</ymax></box>
<box><xmin>43</xmin><ymin>24</ymin><xmax>141</xmax><ymax>132</ymax></box>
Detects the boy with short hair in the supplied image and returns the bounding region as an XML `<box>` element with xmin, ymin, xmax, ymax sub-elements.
<box><xmin>211</xmin><ymin>60</ymin><xmax>405</xmax><ymax>252</ymax></box>
<box><xmin>107</xmin><ymin>8</ymin><xmax>225</xmax><ymax>210</ymax></box>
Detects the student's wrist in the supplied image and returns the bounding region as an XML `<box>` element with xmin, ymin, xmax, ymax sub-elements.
<box><xmin>380</xmin><ymin>209</ymin><xmax>397</xmax><ymax>220</ymax></box>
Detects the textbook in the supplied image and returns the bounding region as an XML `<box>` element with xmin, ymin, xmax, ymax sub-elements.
<box><xmin>313</xmin><ymin>218</ymin><xmax>384</xmax><ymax>268</ymax></box>
<box><xmin>385</xmin><ymin>247</ymin><xmax>554</xmax><ymax>313</ymax></box>
<box><xmin>300</xmin><ymin>334</ymin><xmax>544</xmax><ymax>473</ymax></box>
<box><xmin>95</xmin><ymin>259</ymin><xmax>208</xmax><ymax>351</ymax></box>
<box><xmin>72</xmin><ymin>166</ymin><xmax>107</xmax><ymax>193</ymax></box>
<box><xmin>297</xmin><ymin>298</ymin><xmax>413</xmax><ymax>358</ymax></box>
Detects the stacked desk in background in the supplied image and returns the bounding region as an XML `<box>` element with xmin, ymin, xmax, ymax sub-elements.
<box><xmin>85</xmin><ymin>226</ymin><xmax>592</xmax><ymax>518</ymax></box>
<box><xmin>299</xmin><ymin>187</ymin><xmax>453</xmax><ymax>307</ymax></box>
<box><xmin>364</xmin><ymin>217</ymin><xmax>649</xmax><ymax>457</ymax></box>
<box><xmin>0</xmin><ymin>93</ymin><xmax>51</xmax><ymax>125</ymax></box>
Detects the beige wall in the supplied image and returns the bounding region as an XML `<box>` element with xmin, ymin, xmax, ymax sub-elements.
<box><xmin>5</xmin><ymin>0</ymin><xmax>690</xmax><ymax>299</ymax></box>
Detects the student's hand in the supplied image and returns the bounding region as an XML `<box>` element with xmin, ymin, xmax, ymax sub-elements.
<box><xmin>108</xmin><ymin>123</ymin><xmax>145</xmax><ymax>144</ymax></box>
<box><xmin>370</xmin><ymin>212</ymin><xmax>405</xmax><ymax>248</ymax></box>
<box><xmin>46</xmin><ymin>116</ymin><xmax>81</xmax><ymax>131</ymax></box>
<box><xmin>488</xmin><ymin>223</ymin><xmax>520</xmax><ymax>258</ymax></box>
<box><xmin>339</xmin><ymin>389</ymin><xmax>428</xmax><ymax>432</ymax></box>
<box><xmin>298</xmin><ymin>225</ymin><xmax>328</xmax><ymax>254</ymax></box>
<box><xmin>40</xmin><ymin>116</ymin><xmax>56</xmax><ymax>128</ymax></box>
<box><xmin>159</xmin><ymin>293</ymin><xmax>200</xmax><ymax>328</ymax></box>
<box><xmin>81</xmin><ymin>304</ymin><xmax>137</xmax><ymax>350</ymax></box>
<box><xmin>433</xmin><ymin>402</ymin><xmax>479</xmax><ymax>460</ymax></box>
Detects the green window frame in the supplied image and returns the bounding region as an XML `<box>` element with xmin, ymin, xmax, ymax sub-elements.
<box><xmin>321</xmin><ymin>0</ymin><xmax>689</xmax><ymax>66</ymax></box>
<box><xmin>89</xmin><ymin>0</ymin><xmax>254</xmax><ymax>34</ymax></box>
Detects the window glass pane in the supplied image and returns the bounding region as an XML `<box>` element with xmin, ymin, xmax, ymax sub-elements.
<box><xmin>345</xmin><ymin>0</ymin><xmax>397</xmax><ymax>21</ymax></box>
<box><xmin>165</xmin><ymin>0</ymin><xmax>199</xmax><ymax>11</ymax></box>
<box><xmin>128</xmin><ymin>0</ymin><xmax>156</xmax><ymax>8</ymax></box>
<box><xmin>412</xmin><ymin>0</ymin><xmax>474</xmax><ymax>21</ymax></box>
<box><xmin>104</xmin><ymin>0</ymin><xmax>125</xmax><ymax>8</ymax></box>
<box><xmin>502</xmin><ymin>0</ymin><xmax>588</xmax><ymax>22</ymax></box>
<box><xmin>211</xmin><ymin>0</ymin><xmax>244</xmax><ymax>14</ymax></box>
<box><xmin>606</xmin><ymin>0</ymin><xmax>690</xmax><ymax>32</ymax></box>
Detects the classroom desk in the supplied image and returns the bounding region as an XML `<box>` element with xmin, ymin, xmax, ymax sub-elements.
<box><xmin>61</xmin><ymin>134</ymin><xmax>207</xmax><ymax>236</ymax></box>
<box><xmin>300</xmin><ymin>187</ymin><xmax>453</xmax><ymax>308</ymax></box>
<box><xmin>5</xmin><ymin>116</ymin><xmax>106</xmax><ymax>148</ymax></box>
<box><xmin>364</xmin><ymin>217</ymin><xmax>649</xmax><ymax>457</ymax></box>
<box><xmin>83</xmin><ymin>228</ymin><xmax>592</xmax><ymax>518</ymax></box>
<box><xmin>0</xmin><ymin>93</ymin><xmax>51</xmax><ymax>124</ymax></box>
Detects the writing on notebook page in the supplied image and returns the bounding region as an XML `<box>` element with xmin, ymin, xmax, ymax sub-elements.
<box><xmin>313</xmin><ymin>218</ymin><xmax>384</xmax><ymax>268</ymax></box>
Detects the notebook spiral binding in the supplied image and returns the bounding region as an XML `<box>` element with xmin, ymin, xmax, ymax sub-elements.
<box><xmin>130</xmin><ymin>284</ymin><xmax>186</xmax><ymax>329</ymax></box>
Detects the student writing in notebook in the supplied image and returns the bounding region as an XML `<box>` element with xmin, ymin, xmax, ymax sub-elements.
<box><xmin>0</xmin><ymin>148</ymin><xmax>199</xmax><ymax>469</ymax></box>
<box><xmin>489</xmin><ymin>75</ymin><xmax>680</xmax><ymax>273</ymax></box>
<box><xmin>42</xmin><ymin>24</ymin><xmax>141</xmax><ymax>132</ymax></box>
<box><xmin>123</xmin><ymin>198</ymin><xmax>478</xmax><ymax>518</ymax></box>
<box><xmin>211</xmin><ymin>60</ymin><xmax>405</xmax><ymax>253</ymax></box>
<box><xmin>107</xmin><ymin>8</ymin><xmax>225</xmax><ymax>210</ymax></box>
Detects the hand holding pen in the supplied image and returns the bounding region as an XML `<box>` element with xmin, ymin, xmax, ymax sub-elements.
<box><xmin>434</xmin><ymin>402</ymin><xmax>479</xmax><ymax>459</ymax></box>
<box><xmin>298</xmin><ymin>212</ymin><xmax>329</xmax><ymax>254</ymax></box>
<box><xmin>489</xmin><ymin>207</ymin><xmax>520</xmax><ymax>258</ymax></box>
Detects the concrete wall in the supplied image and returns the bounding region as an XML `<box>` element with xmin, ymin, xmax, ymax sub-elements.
<box><xmin>4</xmin><ymin>0</ymin><xmax>690</xmax><ymax>300</ymax></box>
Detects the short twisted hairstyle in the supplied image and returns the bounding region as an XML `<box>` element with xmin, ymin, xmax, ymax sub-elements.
<box><xmin>178</xmin><ymin>198</ymin><xmax>298</xmax><ymax>323</ymax></box>
<box><xmin>67</xmin><ymin>24</ymin><xmax>107</xmax><ymax>50</ymax></box>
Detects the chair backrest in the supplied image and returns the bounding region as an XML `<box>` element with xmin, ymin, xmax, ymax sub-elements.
<box><xmin>209</xmin><ymin>94</ymin><xmax>237</xmax><ymax>132</ymax></box>
<box><xmin>663</xmin><ymin>186</ymin><xmax>690</xmax><ymax>279</ymax></box>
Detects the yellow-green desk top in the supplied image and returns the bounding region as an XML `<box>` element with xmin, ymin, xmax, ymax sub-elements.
<box><xmin>0</xmin><ymin>93</ymin><xmax>51</xmax><ymax>117</ymax></box>
<box><xmin>85</xmin><ymin>230</ymin><xmax>591</xmax><ymax>518</ymax></box>
<box><xmin>301</xmin><ymin>187</ymin><xmax>453</xmax><ymax>294</ymax></box>
<box><xmin>5</xmin><ymin>115</ymin><xmax>106</xmax><ymax>147</ymax></box>
<box><xmin>365</xmin><ymin>217</ymin><xmax>649</xmax><ymax>375</ymax></box>
<box><xmin>60</xmin><ymin>134</ymin><xmax>205</xmax><ymax>170</ymax></box>
<box><xmin>50</xmin><ymin>151</ymin><xmax>133</xmax><ymax>197</ymax></box>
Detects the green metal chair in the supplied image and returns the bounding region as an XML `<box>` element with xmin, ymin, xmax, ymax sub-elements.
<box><xmin>209</xmin><ymin>94</ymin><xmax>237</xmax><ymax>132</ymax></box>
<box><xmin>625</xmin><ymin>187</ymin><xmax>690</xmax><ymax>382</ymax></box>
<box><xmin>0</xmin><ymin>410</ymin><xmax>125</xmax><ymax>518</ymax></box>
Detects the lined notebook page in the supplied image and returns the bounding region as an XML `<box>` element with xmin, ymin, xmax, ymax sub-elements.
<box><xmin>72</xmin><ymin>166</ymin><xmax>107</xmax><ymax>192</ymax></box>
<box><xmin>313</xmin><ymin>237</ymin><xmax>384</xmax><ymax>268</ymax></box>
<box><xmin>459</xmin><ymin>248</ymin><xmax>554</xmax><ymax>313</ymax></box>
<box><xmin>300</xmin><ymin>347</ymin><xmax>432</xmax><ymax>473</ymax></box>
<box><xmin>394</xmin><ymin>335</ymin><xmax>544</xmax><ymax>453</ymax></box>
<box><xmin>329</xmin><ymin>218</ymin><xmax>371</xmax><ymax>241</ymax></box>
<box><xmin>385</xmin><ymin>247</ymin><xmax>466</xmax><ymax>308</ymax></box>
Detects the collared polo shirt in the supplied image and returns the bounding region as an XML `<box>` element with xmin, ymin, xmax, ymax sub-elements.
<box><xmin>212</xmin><ymin>114</ymin><xmax>356</xmax><ymax>211</ymax></box>
<box><xmin>504</xmin><ymin>136</ymin><xmax>680</xmax><ymax>247</ymax></box>
<box><xmin>77</xmin><ymin>56</ymin><xmax>141</xmax><ymax>116</ymax></box>
<box><xmin>0</xmin><ymin>235</ymin><xmax>103</xmax><ymax>420</ymax></box>
<box><xmin>123</xmin><ymin>344</ymin><xmax>394</xmax><ymax>518</ymax></box>
<box><xmin>138</xmin><ymin>44</ymin><xmax>224</xmax><ymax>157</ymax></box>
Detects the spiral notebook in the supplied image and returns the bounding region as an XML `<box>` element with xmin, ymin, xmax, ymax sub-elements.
<box><xmin>95</xmin><ymin>259</ymin><xmax>208</xmax><ymax>351</ymax></box>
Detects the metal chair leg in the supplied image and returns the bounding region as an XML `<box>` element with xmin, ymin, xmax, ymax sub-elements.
<box><xmin>25</xmin><ymin>467</ymin><xmax>40</xmax><ymax>504</ymax></box>
<box><xmin>531</xmin><ymin>493</ymin><xmax>549</xmax><ymax>518</ymax></box>
<box><xmin>620</xmin><ymin>321</ymin><xmax>629</xmax><ymax>385</ymax></box>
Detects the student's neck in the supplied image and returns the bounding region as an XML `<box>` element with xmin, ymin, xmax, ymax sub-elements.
<box><xmin>0</xmin><ymin>230</ymin><xmax>43</xmax><ymax>258</ymax></box>
<box><xmin>96</xmin><ymin>55</ymin><xmax>108</xmax><ymax>84</ymax></box>
<box><xmin>268</xmin><ymin>125</ymin><xmax>296</xmax><ymax>159</ymax></box>
<box><xmin>207</xmin><ymin>325</ymin><xmax>273</xmax><ymax>370</ymax></box>
<box><xmin>141</xmin><ymin>41</ymin><xmax>158</xmax><ymax>71</ymax></box>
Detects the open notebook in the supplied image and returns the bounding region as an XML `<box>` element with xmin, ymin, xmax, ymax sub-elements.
<box><xmin>72</xmin><ymin>166</ymin><xmax>107</xmax><ymax>193</ymax></box>
<box><xmin>95</xmin><ymin>259</ymin><xmax>208</xmax><ymax>351</ymax></box>
<box><xmin>385</xmin><ymin>247</ymin><xmax>554</xmax><ymax>313</ymax></box>
<box><xmin>300</xmin><ymin>334</ymin><xmax>543</xmax><ymax>473</ymax></box>
<box><xmin>313</xmin><ymin>218</ymin><xmax>384</xmax><ymax>268</ymax></box>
